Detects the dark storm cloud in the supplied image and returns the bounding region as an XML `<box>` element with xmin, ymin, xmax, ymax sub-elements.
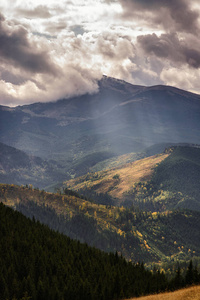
<box><xmin>0</xmin><ymin>67</ymin><xmax>26</xmax><ymax>85</ymax></box>
<box><xmin>137</xmin><ymin>33</ymin><xmax>200</xmax><ymax>69</ymax></box>
<box><xmin>16</xmin><ymin>5</ymin><xmax>52</xmax><ymax>19</ymax></box>
<box><xmin>0</xmin><ymin>14</ymin><xmax>58</xmax><ymax>75</ymax></box>
<box><xmin>119</xmin><ymin>0</ymin><xmax>199</xmax><ymax>33</ymax></box>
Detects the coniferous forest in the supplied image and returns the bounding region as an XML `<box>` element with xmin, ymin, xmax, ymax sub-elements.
<box><xmin>0</xmin><ymin>202</ymin><xmax>200</xmax><ymax>300</ymax></box>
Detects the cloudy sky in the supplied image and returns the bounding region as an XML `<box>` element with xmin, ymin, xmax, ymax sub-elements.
<box><xmin>1</xmin><ymin>0</ymin><xmax>200</xmax><ymax>106</ymax></box>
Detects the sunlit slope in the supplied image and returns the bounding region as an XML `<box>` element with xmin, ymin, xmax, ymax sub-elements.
<box><xmin>125</xmin><ymin>285</ymin><xmax>200</xmax><ymax>300</ymax></box>
<box><xmin>65</xmin><ymin>153</ymin><xmax>169</xmax><ymax>205</ymax></box>
<box><xmin>1</xmin><ymin>184</ymin><xmax>200</xmax><ymax>265</ymax></box>
<box><xmin>65</xmin><ymin>146</ymin><xmax>200</xmax><ymax>211</ymax></box>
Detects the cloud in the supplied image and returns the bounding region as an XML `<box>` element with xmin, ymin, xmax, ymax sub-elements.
<box><xmin>0</xmin><ymin>61</ymin><xmax>101</xmax><ymax>107</ymax></box>
<box><xmin>137</xmin><ymin>32</ymin><xmax>200</xmax><ymax>69</ymax></box>
<box><xmin>16</xmin><ymin>5</ymin><xmax>52</xmax><ymax>19</ymax></box>
<box><xmin>0</xmin><ymin>13</ymin><xmax>58</xmax><ymax>75</ymax></box>
<box><xmin>161</xmin><ymin>66</ymin><xmax>200</xmax><ymax>93</ymax></box>
<box><xmin>119</xmin><ymin>0</ymin><xmax>200</xmax><ymax>33</ymax></box>
<box><xmin>0</xmin><ymin>13</ymin><xmax>102</xmax><ymax>106</ymax></box>
<box><xmin>44</xmin><ymin>20</ymin><xmax>67</xmax><ymax>35</ymax></box>
<box><xmin>96</xmin><ymin>32</ymin><xmax>134</xmax><ymax>60</ymax></box>
<box><xmin>1</xmin><ymin>0</ymin><xmax>200</xmax><ymax>107</ymax></box>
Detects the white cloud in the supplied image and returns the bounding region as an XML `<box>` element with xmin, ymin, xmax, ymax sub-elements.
<box><xmin>160</xmin><ymin>66</ymin><xmax>200</xmax><ymax>93</ymax></box>
<box><xmin>0</xmin><ymin>0</ymin><xmax>200</xmax><ymax>106</ymax></box>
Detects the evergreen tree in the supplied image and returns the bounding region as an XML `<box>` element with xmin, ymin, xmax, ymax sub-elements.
<box><xmin>185</xmin><ymin>260</ymin><xmax>194</xmax><ymax>285</ymax></box>
<box><xmin>173</xmin><ymin>265</ymin><xmax>183</xmax><ymax>289</ymax></box>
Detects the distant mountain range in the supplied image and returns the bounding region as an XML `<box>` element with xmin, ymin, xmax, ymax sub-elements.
<box><xmin>0</xmin><ymin>142</ymin><xmax>66</xmax><ymax>189</ymax></box>
<box><xmin>1</xmin><ymin>76</ymin><xmax>200</xmax><ymax>178</ymax></box>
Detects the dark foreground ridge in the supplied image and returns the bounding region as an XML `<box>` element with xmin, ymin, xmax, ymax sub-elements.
<box><xmin>0</xmin><ymin>202</ymin><xmax>200</xmax><ymax>300</ymax></box>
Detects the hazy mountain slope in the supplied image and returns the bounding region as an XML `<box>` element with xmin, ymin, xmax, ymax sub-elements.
<box><xmin>90</xmin><ymin>151</ymin><xmax>146</xmax><ymax>172</ymax></box>
<box><xmin>0</xmin><ymin>142</ymin><xmax>66</xmax><ymax>189</ymax></box>
<box><xmin>65</xmin><ymin>151</ymin><xmax>116</xmax><ymax>178</ymax></box>
<box><xmin>0</xmin><ymin>77</ymin><xmax>146</xmax><ymax>160</ymax></box>
<box><xmin>1</xmin><ymin>77</ymin><xmax>200</xmax><ymax>170</ymax></box>
<box><xmin>1</xmin><ymin>183</ymin><xmax>200</xmax><ymax>267</ymax></box>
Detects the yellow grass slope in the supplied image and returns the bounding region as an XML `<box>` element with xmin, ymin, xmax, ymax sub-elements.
<box><xmin>125</xmin><ymin>285</ymin><xmax>200</xmax><ymax>300</ymax></box>
<box><xmin>66</xmin><ymin>153</ymin><xmax>169</xmax><ymax>203</ymax></box>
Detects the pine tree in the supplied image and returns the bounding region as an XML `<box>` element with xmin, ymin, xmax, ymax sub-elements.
<box><xmin>173</xmin><ymin>265</ymin><xmax>183</xmax><ymax>289</ymax></box>
<box><xmin>185</xmin><ymin>260</ymin><xmax>194</xmax><ymax>286</ymax></box>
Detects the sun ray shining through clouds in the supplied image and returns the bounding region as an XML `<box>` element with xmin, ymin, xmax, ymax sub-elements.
<box><xmin>0</xmin><ymin>0</ymin><xmax>200</xmax><ymax>106</ymax></box>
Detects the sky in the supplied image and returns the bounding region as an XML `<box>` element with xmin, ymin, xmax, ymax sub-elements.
<box><xmin>1</xmin><ymin>0</ymin><xmax>200</xmax><ymax>106</ymax></box>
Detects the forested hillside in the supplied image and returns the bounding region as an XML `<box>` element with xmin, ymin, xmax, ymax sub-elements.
<box><xmin>1</xmin><ymin>184</ymin><xmax>200</xmax><ymax>269</ymax></box>
<box><xmin>1</xmin><ymin>202</ymin><xmax>200</xmax><ymax>300</ymax></box>
<box><xmin>126</xmin><ymin>146</ymin><xmax>200</xmax><ymax>212</ymax></box>
<box><xmin>151</xmin><ymin>146</ymin><xmax>200</xmax><ymax>207</ymax></box>
<box><xmin>0</xmin><ymin>202</ymin><xmax>171</xmax><ymax>300</ymax></box>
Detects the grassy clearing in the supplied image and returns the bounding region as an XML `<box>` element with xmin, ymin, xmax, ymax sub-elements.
<box><xmin>125</xmin><ymin>285</ymin><xmax>200</xmax><ymax>300</ymax></box>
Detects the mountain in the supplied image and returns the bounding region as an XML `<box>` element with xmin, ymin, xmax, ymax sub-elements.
<box><xmin>64</xmin><ymin>146</ymin><xmax>200</xmax><ymax>211</ymax></box>
<box><xmin>1</xmin><ymin>76</ymin><xmax>200</xmax><ymax>180</ymax></box>
<box><xmin>0</xmin><ymin>142</ymin><xmax>66</xmax><ymax>189</ymax></box>
<box><xmin>1</xmin><ymin>183</ymin><xmax>200</xmax><ymax>268</ymax></box>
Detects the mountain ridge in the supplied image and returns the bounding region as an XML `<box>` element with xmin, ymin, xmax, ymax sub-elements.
<box><xmin>1</xmin><ymin>76</ymin><xmax>200</xmax><ymax>186</ymax></box>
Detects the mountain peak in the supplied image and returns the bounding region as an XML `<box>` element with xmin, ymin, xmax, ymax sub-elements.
<box><xmin>99</xmin><ymin>75</ymin><xmax>146</xmax><ymax>91</ymax></box>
